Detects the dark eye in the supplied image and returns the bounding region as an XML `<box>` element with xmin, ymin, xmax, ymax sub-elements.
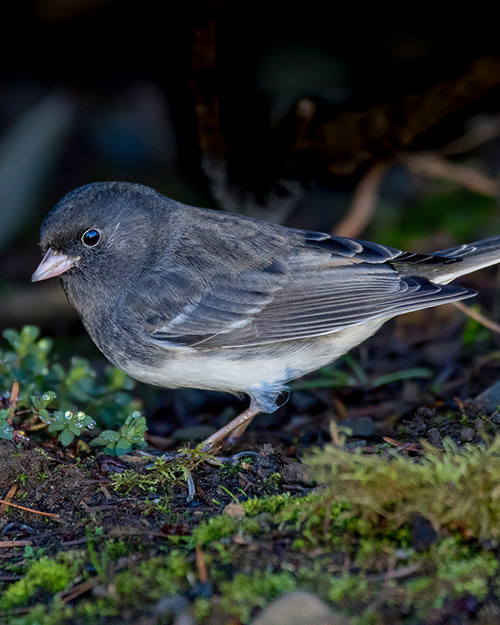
<box><xmin>82</xmin><ymin>229</ymin><xmax>101</xmax><ymax>247</ymax></box>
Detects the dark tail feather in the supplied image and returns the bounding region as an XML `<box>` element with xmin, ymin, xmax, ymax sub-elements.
<box><xmin>391</xmin><ymin>235</ymin><xmax>500</xmax><ymax>284</ymax></box>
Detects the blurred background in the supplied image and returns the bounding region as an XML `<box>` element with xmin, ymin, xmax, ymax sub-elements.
<box><xmin>2</xmin><ymin>0</ymin><xmax>500</xmax><ymax>444</ymax></box>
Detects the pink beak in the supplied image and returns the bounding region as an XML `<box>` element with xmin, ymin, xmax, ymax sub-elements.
<box><xmin>32</xmin><ymin>248</ymin><xmax>75</xmax><ymax>282</ymax></box>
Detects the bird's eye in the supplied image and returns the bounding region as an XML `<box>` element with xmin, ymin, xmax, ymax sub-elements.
<box><xmin>81</xmin><ymin>229</ymin><xmax>101</xmax><ymax>247</ymax></box>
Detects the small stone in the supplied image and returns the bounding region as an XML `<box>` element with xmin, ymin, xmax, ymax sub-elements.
<box><xmin>459</xmin><ymin>427</ymin><xmax>475</xmax><ymax>443</ymax></box>
<box><xmin>474</xmin><ymin>418</ymin><xmax>485</xmax><ymax>431</ymax></box>
<box><xmin>253</xmin><ymin>444</ymin><xmax>281</xmax><ymax>479</ymax></box>
<box><xmin>153</xmin><ymin>595</ymin><xmax>185</xmax><ymax>614</ymax></box>
<box><xmin>222</xmin><ymin>502</ymin><xmax>245</xmax><ymax>519</ymax></box>
<box><xmin>281</xmin><ymin>461</ymin><xmax>313</xmax><ymax>486</ymax></box>
<box><xmin>490</xmin><ymin>412</ymin><xmax>500</xmax><ymax>425</ymax></box>
<box><xmin>427</xmin><ymin>427</ymin><xmax>443</xmax><ymax>449</ymax></box>
<box><xmin>250</xmin><ymin>591</ymin><xmax>350</xmax><ymax>625</ymax></box>
<box><xmin>473</xmin><ymin>380</ymin><xmax>500</xmax><ymax>413</ymax></box>
<box><xmin>118</xmin><ymin>454</ymin><xmax>151</xmax><ymax>466</ymax></box>
<box><xmin>344</xmin><ymin>440</ymin><xmax>367</xmax><ymax>450</ymax></box>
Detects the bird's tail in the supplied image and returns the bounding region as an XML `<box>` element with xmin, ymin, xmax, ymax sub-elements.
<box><xmin>434</xmin><ymin>235</ymin><xmax>500</xmax><ymax>283</ymax></box>
<box><xmin>391</xmin><ymin>235</ymin><xmax>500</xmax><ymax>285</ymax></box>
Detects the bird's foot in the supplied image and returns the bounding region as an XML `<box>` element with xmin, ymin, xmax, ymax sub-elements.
<box><xmin>137</xmin><ymin>447</ymin><xmax>257</xmax><ymax>502</ymax></box>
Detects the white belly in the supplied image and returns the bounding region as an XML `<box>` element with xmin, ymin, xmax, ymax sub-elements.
<box><xmin>118</xmin><ymin>319</ymin><xmax>385</xmax><ymax>397</ymax></box>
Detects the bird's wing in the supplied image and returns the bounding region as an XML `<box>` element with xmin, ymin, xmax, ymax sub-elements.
<box><xmin>142</xmin><ymin>230</ymin><xmax>474</xmax><ymax>349</ymax></box>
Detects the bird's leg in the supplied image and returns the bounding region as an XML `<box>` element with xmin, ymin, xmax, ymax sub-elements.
<box><xmin>226</xmin><ymin>420</ymin><xmax>253</xmax><ymax>447</ymax></box>
<box><xmin>199</xmin><ymin>404</ymin><xmax>261</xmax><ymax>453</ymax></box>
<box><xmin>137</xmin><ymin>405</ymin><xmax>261</xmax><ymax>503</ymax></box>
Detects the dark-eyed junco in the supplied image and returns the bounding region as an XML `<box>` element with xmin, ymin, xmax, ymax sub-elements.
<box><xmin>32</xmin><ymin>182</ymin><xmax>500</xmax><ymax>450</ymax></box>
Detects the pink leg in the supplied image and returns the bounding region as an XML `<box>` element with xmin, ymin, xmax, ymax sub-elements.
<box><xmin>200</xmin><ymin>404</ymin><xmax>261</xmax><ymax>452</ymax></box>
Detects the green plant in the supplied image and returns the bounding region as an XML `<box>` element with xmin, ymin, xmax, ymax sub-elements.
<box><xmin>90</xmin><ymin>411</ymin><xmax>147</xmax><ymax>456</ymax></box>
<box><xmin>40</xmin><ymin>408</ymin><xmax>96</xmax><ymax>447</ymax></box>
<box><xmin>0</xmin><ymin>407</ymin><xmax>14</xmax><ymax>440</ymax></box>
<box><xmin>0</xmin><ymin>326</ymin><xmax>141</xmax><ymax>430</ymax></box>
<box><xmin>220</xmin><ymin>570</ymin><xmax>297</xmax><ymax>623</ymax></box>
<box><xmin>0</xmin><ymin>556</ymin><xmax>74</xmax><ymax>610</ymax></box>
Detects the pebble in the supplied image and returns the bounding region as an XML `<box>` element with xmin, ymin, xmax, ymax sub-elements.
<box><xmin>473</xmin><ymin>380</ymin><xmax>500</xmax><ymax>413</ymax></box>
<box><xmin>427</xmin><ymin>427</ymin><xmax>443</xmax><ymax>449</ymax></box>
<box><xmin>250</xmin><ymin>590</ymin><xmax>350</xmax><ymax>625</ymax></box>
<box><xmin>459</xmin><ymin>427</ymin><xmax>475</xmax><ymax>443</ymax></box>
<box><xmin>281</xmin><ymin>461</ymin><xmax>313</xmax><ymax>486</ymax></box>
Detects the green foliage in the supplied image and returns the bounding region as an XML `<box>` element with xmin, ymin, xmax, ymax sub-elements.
<box><xmin>40</xmin><ymin>408</ymin><xmax>96</xmax><ymax>447</ymax></box>
<box><xmin>0</xmin><ymin>326</ymin><xmax>141</xmax><ymax>430</ymax></box>
<box><xmin>220</xmin><ymin>570</ymin><xmax>297</xmax><ymax>623</ymax></box>
<box><xmin>113</xmin><ymin>551</ymin><xmax>191</xmax><ymax>604</ymax></box>
<box><xmin>0</xmin><ymin>557</ymin><xmax>74</xmax><ymax>610</ymax></box>
<box><xmin>90</xmin><ymin>411</ymin><xmax>147</xmax><ymax>456</ymax></box>
<box><xmin>188</xmin><ymin>514</ymin><xmax>238</xmax><ymax>548</ymax></box>
<box><xmin>371</xmin><ymin>186</ymin><xmax>498</xmax><ymax>250</ymax></box>
<box><xmin>0</xmin><ymin>407</ymin><xmax>14</xmax><ymax>440</ymax></box>
<box><xmin>305</xmin><ymin>427</ymin><xmax>500</xmax><ymax>540</ymax></box>
<box><xmin>111</xmin><ymin>450</ymin><xmax>205</xmax><ymax>492</ymax></box>
<box><xmin>241</xmin><ymin>492</ymin><xmax>292</xmax><ymax>516</ymax></box>
<box><xmin>0</xmin><ymin>326</ymin><xmax>147</xmax><ymax>452</ymax></box>
<box><xmin>461</xmin><ymin>306</ymin><xmax>495</xmax><ymax>346</ymax></box>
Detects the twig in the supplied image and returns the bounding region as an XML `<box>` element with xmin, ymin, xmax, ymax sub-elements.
<box><xmin>334</xmin><ymin>161</ymin><xmax>390</xmax><ymax>238</ymax></box>
<box><xmin>0</xmin><ymin>540</ymin><xmax>32</xmax><ymax>548</ymax></box>
<box><xmin>366</xmin><ymin>560</ymin><xmax>424</xmax><ymax>582</ymax></box>
<box><xmin>441</xmin><ymin>114</ymin><xmax>500</xmax><ymax>156</ymax></box>
<box><xmin>61</xmin><ymin>577</ymin><xmax>101</xmax><ymax>604</ymax></box>
<box><xmin>452</xmin><ymin>301</ymin><xmax>500</xmax><ymax>336</ymax></box>
<box><xmin>195</xmin><ymin>544</ymin><xmax>208</xmax><ymax>583</ymax></box>
<box><xmin>0</xmin><ymin>484</ymin><xmax>18</xmax><ymax>515</ymax></box>
<box><xmin>8</xmin><ymin>381</ymin><xmax>19</xmax><ymax>410</ymax></box>
<box><xmin>382</xmin><ymin>437</ymin><xmax>421</xmax><ymax>453</ymax></box>
<box><xmin>402</xmin><ymin>152</ymin><xmax>498</xmax><ymax>197</ymax></box>
<box><xmin>0</xmin><ymin>499</ymin><xmax>60</xmax><ymax>519</ymax></box>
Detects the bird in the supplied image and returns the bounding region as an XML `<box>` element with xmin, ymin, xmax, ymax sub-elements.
<box><xmin>32</xmin><ymin>181</ymin><xmax>500</xmax><ymax>451</ymax></box>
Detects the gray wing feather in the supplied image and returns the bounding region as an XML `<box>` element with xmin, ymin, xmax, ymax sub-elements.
<box><xmin>144</xmin><ymin>231</ymin><xmax>475</xmax><ymax>349</ymax></box>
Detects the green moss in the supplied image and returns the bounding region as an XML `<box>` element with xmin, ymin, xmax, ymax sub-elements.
<box><xmin>220</xmin><ymin>570</ymin><xmax>297</xmax><ymax>624</ymax></box>
<box><xmin>188</xmin><ymin>514</ymin><xmax>238</xmax><ymax>548</ymax></box>
<box><xmin>113</xmin><ymin>550</ymin><xmax>191</xmax><ymax>605</ymax></box>
<box><xmin>111</xmin><ymin>450</ymin><xmax>213</xmax><ymax>494</ymax></box>
<box><xmin>0</xmin><ymin>557</ymin><xmax>75</xmax><ymax>610</ymax></box>
<box><xmin>242</xmin><ymin>492</ymin><xmax>291</xmax><ymax>516</ymax></box>
<box><xmin>305</xmin><ymin>432</ymin><xmax>500</xmax><ymax>540</ymax></box>
<box><xmin>3</xmin><ymin>601</ymin><xmax>72</xmax><ymax>625</ymax></box>
<box><xmin>328</xmin><ymin>571</ymin><xmax>371</xmax><ymax>605</ymax></box>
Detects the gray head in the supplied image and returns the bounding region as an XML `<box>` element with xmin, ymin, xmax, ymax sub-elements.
<box><xmin>33</xmin><ymin>181</ymin><xmax>167</xmax><ymax>285</ymax></box>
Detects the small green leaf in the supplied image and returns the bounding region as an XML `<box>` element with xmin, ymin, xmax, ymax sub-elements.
<box><xmin>2</xmin><ymin>329</ymin><xmax>20</xmax><ymax>350</ymax></box>
<box><xmin>20</xmin><ymin>326</ymin><xmax>40</xmax><ymax>345</ymax></box>
<box><xmin>115</xmin><ymin>437</ymin><xmax>132</xmax><ymax>456</ymax></box>
<box><xmin>59</xmin><ymin>428</ymin><xmax>75</xmax><ymax>446</ymax></box>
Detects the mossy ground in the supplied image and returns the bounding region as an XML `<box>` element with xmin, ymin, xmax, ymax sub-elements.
<box><xmin>2</xmin><ymin>396</ymin><xmax>500</xmax><ymax>624</ymax></box>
